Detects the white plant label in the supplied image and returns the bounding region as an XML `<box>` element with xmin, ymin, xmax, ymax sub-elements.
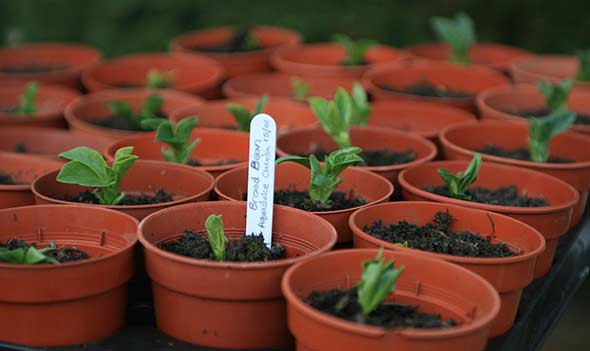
<box><xmin>245</xmin><ymin>113</ymin><xmax>277</xmax><ymax>248</ymax></box>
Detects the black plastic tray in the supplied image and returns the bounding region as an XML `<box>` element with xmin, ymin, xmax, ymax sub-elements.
<box><xmin>2</xmin><ymin>208</ymin><xmax>589</xmax><ymax>351</ymax></box>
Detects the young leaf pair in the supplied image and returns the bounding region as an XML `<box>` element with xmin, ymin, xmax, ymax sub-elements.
<box><xmin>0</xmin><ymin>242</ymin><xmax>59</xmax><ymax>265</ymax></box>
<box><xmin>11</xmin><ymin>81</ymin><xmax>39</xmax><ymax>116</ymax></box>
<box><xmin>438</xmin><ymin>153</ymin><xmax>482</xmax><ymax>200</ymax></box>
<box><xmin>226</xmin><ymin>94</ymin><xmax>268</xmax><ymax>132</ymax></box>
<box><xmin>107</xmin><ymin>93</ymin><xmax>164</xmax><ymax>130</ymax></box>
<box><xmin>333</xmin><ymin>34</ymin><xmax>376</xmax><ymax>66</ymax></box>
<box><xmin>431</xmin><ymin>12</ymin><xmax>476</xmax><ymax>65</ymax></box>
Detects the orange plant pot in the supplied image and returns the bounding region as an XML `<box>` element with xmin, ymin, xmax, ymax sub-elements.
<box><xmin>0</xmin><ymin>205</ymin><xmax>138</xmax><ymax>346</ymax></box>
<box><xmin>271</xmin><ymin>43</ymin><xmax>408</xmax><ymax>79</ymax></box>
<box><xmin>398</xmin><ymin>160</ymin><xmax>578</xmax><ymax>278</ymax></box>
<box><xmin>64</xmin><ymin>88</ymin><xmax>203</xmax><ymax>141</ymax></box>
<box><xmin>440</xmin><ymin>121</ymin><xmax>590</xmax><ymax>228</ymax></box>
<box><xmin>104</xmin><ymin>129</ymin><xmax>249</xmax><ymax>178</ymax></box>
<box><xmin>138</xmin><ymin>201</ymin><xmax>337</xmax><ymax>349</ymax></box>
<box><xmin>0</xmin><ymin>43</ymin><xmax>101</xmax><ymax>90</ymax></box>
<box><xmin>32</xmin><ymin>160</ymin><xmax>214</xmax><ymax>220</ymax></box>
<box><xmin>0</xmin><ymin>152</ymin><xmax>63</xmax><ymax>209</ymax></box>
<box><xmin>510</xmin><ymin>55</ymin><xmax>590</xmax><ymax>88</ymax></box>
<box><xmin>350</xmin><ymin>201</ymin><xmax>545</xmax><ymax>337</ymax></box>
<box><xmin>170</xmin><ymin>96</ymin><xmax>317</xmax><ymax>134</ymax></box>
<box><xmin>0</xmin><ymin>82</ymin><xmax>80</xmax><ymax>128</ymax></box>
<box><xmin>363</xmin><ymin>61</ymin><xmax>509</xmax><ymax>112</ymax></box>
<box><xmin>170</xmin><ymin>26</ymin><xmax>301</xmax><ymax>78</ymax></box>
<box><xmin>214</xmin><ymin>162</ymin><xmax>393</xmax><ymax>243</ymax></box>
<box><xmin>81</xmin><ymin>53</ymin><xmax>224</xmax><ymax>99</ymax></box>
<box><xmin>282</xmin><ymin>249</ymin><xmax>500</xmax><ymax>351</ymax></box>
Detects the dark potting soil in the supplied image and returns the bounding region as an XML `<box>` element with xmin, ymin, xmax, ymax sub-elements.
<box><xmin>64</xmin><ymin>188</ymin><xmax>174</xmax><ymax>205</ymax></box>
<box><xmin>160</xmin><ymin>229</ymin><xmax>286</xmax><ymax>262</ymax></box>
<box><xmin>112</xmin><ymin>82</ymin><xmax>142</xmax><ymax>89</ymax></box>
<box><xmin>0</xmin><ymin>237</ymin><xmax>90</xmax><ymax>263</ymax></box>
<box><xmin>340</xmin><ymin>59</ymin><xmax>369</xmax><ymax>66</ymax></box>
<box><xmin>306</xmin><ymin>287</ymin><xmax>457</xmax><ymax>329</ymax></box>
<box><xmin>503</xmin><ymin>108</ymin><xmax>590</xmax><ymax>126</ymax></box>
<box><xmin>0</xmin><ymin>173</ymin><xmax>19</xmax><ymax>185</ymax></box>
<box><xmin>14</xmin><ymin>142</ymin><xmax>27</xmax><ymax>153</ymax></box>
<box><xmin>477</xmin><ymin>145</ymin><xmax>573</xmax><ymax>164</ymax></box>
<box><xmin>273</xmin><ymin>189</ymin><xmax>367</xmax><ymax>212</ymax></box>
<box><xmin>0</xmin><ymin>105</ymin><xmax>17</xmax><ymax>113</ymax></box>
<box><xmin>90</xmin><ymin>112</ymin><xmax>167</xmax><ymax>131</ymax></box>
<box><xmin>425</xmin><ymin>184</ymin><xmax>548</xmax><ymax>207</ymax></box>
<box><xmin>187</xmin><ymin>159</ymin><xmax>240</xmax><ymax>167</ymax></box>
<box><xmin>379</xmin><ymin>82</ymin><xmax>471</xmax><ymax>99</ymax></box>
<box><xmin>364</xmin><ymin>211</ymin><xmax>519</xmax><ymax>257</ymax></box>
<box><xmin>308</xmin><ymin>148</ymin><xmax>417</xmax><ymax>167</ymax></box>
<box><xmin>0</xmin><ymin>64</ymin><xmax>67</xmax><ymax>75</ymax></box>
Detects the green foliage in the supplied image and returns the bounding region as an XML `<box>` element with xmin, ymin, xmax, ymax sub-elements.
<box><xmin>333</xmin><ymin>33</ymin><xmax>376</xmax><ymax>66</ymax></box>
<box><xmin>146</xmin><ymin>69</ymin><xmax>173</xmax><ymax>89</ymax></box>
<box><xmin>537</xmin><ymin>79</ymin><xmax>574</xmax><ymax>111</ymax></box>
<box><xmin>0</xmin><ymin>242</ymin><xmax>59</xmax><ymax>265</ymax></box>
<box><xmin>56</xmin><ymin>146</ymin><xmax>138</xmax><ymax>205</ymax></box>
<box><xmin>357</xmin><ymin>248</ymin><xmax>405</xmax><ymax>316</ymax></box>
<box><xmin>226</xmin><ymin>94</ymin><xmax>268</xmax><ymax>132</ymax></box>
<box><xmin>437</xmin><ymin>153</ymin><xmax>482</xmax><ymax>200</ymax></box>
<box><xmin>431</xmin><ymin>12</ymin><xmax>476</xmax><ymax>64</ymax></box>
<box><xmin>205</xmin><ymin>214</ymin><xmax>227</xmax><ymax>261</ymax></box>
<box><xmin>106</xmin><ymin>93</ymin><xmax>164</xmax><ymax>130</ymax></box>
<box><xmin>576</xmin><ymin>50</ymin><xmax>590</xmax><ymax>82</ymax></box>
<box><xmin>141</xmin><ymin>116</ymin><xmax>199</xmax><ymax>164</ymax></box>
<box><xmin>309</xmin><ymin>88</ymin><xmax>352</xmax><ymax>148</ymax></box>
<box><xmin>228</xmin><ymin>26</ymin><xmax>260</xmax><ymax>51</ymax></box>
<box><xmin>528</xmin><ymin>110</ymin><xmax>576</xmax><ymax>163</ymax></box>
<box><xmin>291</xmin><ymin>77</ymin><xmax>310</xmax><ymax>102</ymax></box>
<box><xmin>275</xmin><ymin>147</ymin><xmax>363</xmax><ymax>205</ymax></box>
<box><xmin>13</xmin><ymin>81</ymin><xmax>38</xmax><ymax>115</ymax></box>
<box><xmin>350</xmin><ymin>83</ymin><xmax>371</xmax><ymax>126</ymax></box>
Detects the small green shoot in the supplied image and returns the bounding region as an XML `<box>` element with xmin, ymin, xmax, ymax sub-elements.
<box><xmin>56</xmin><ymin>146</ymin><xmax>138</xmax><ymax>205</ymax></box>
<box><xmin>357</xmin><ymin>248</ymin><xmax>405</xmax><ymax>317</ymax></box>
<box><xmin>106</xmin><ymin>93</ymin><xmax>164</xmax><ymax>130</ymax></box>
<box><xmin>537</xmin><ymin>79</ymin><xmax>574</xmax><ymax>111</ymax></box>
<box><xmin>333</xmin><ymin>34</ymin><xmax>376</xmax><ymax>66</ymax></box>
<box><xmin>291</xmin><ymin>77</ymin><xmax>310</xmax><ymax>102</ymax></box>
<box><xmin>576</xmin><ymin>50</ymin><xmax>590</xmax><ymax>82</ymax></box>
<box><xmin>309</xmin><ymin>88</ymin><xmax>353</xmax><ymax>148</ymax></box>
<box><xmin>275</xmin><ymin>147</ymin><xmax>363</xmax><ymax>205</ymax></box>
<box><xmin>13</xmin><ymin>81</ymin><xmax>39</xmax><ymax>116</ymax></box>
<box><xmin>431</xmin><ymin>12</ymin><xmax>476</xmax><ymax>64</ymax></box>
<box><xmin>146</xmin><ymin>69</ymin><xmax>173</xmax><ymax>89</ymax></box>
<box><xmin>0</xmin><ymin>242</ymin><xmax>59</xmax><ymax>265</ymax></box>
<box><xmin>437</xmin><ymin>153</ymin><xmax>482</xmax><ymax>200</ymax></box>
<box><xmin>205</xmin><ymin>214</ymin><xmax>227</xmax><ymax>261</ymax></box>
<box><xmin>141</xmin><ymin>116</ymin><xmax>199</xmax><ymax>164</ymax></box>
<box><xmin>528</xmin><ymin>110</ymin><xmax>576</xmax><ymax>163</ymax></box>
<box><xmin>228</xmin><ymin>26</ymin><xmax>261</xmax><ymax>52</ymax></box>
<box><xmin>226</xmin><ymin>94</ymin><xmax>268</xmax><ymax>132</ymax></box>
<box><xmin>350</xmin><ymin>83</ymin><xmax>371</xmax><ymax>126</ymax></box>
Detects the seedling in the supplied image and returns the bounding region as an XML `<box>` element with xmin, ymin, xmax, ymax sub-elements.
<box><xmin>275</xmin><ymin>147</ymin><xmax>363</xmax><ymax>205</ymax></box>
<box><xmin>528</xmin><ymin>110</ymin><xmax>576</xmax><ymax>163</ymax></box>
<box><xmin>226</xmin><ymin>26</ymin><xmax>260</xmax><ymax>52</ymax></box>
<box><xmin>226</xmin><ymin>94</ymin><xmax>268</xmax><ymax>132</ymax></box>
<box><xmin>56</xmin><ymin>146</ymin><xmax>138</xmax><ymax>205</ymax></box>
<box><xmin>141</xmin><ymin>116</ymin><xmax>199</xmax><ymax>164</ymax></box>
<box><xmin>537</xmin><ymin>79</ymin><xmax>574</xmax><ymax>112</ymax></box>
<box><xmin>13</xmin><ymin>81</ymin><xmax>38</xmax><ymax>115</ymax></box>
<box><xmin>437</xmin><ymin>153</ymin><xmax>482</xmax><ymax>200</ymax></box>
<box><xmin>291</xmin><ymin>77</ymin><xmax>310</xmax><ymax>102</ymax></box>
<box><xmin>357</xmin><ymin>248</ymin><xmax>405</xmax><ymax>317</ymax></box>
<box><xmin>431</xmin><ymin>12</ymin><xmax>476</xmax><ymax>64</ymax></box>
<box><xmin>205</xmin><ymin>214</ymin><xmax>228</xmax><ymax>261</ymax></box>
<box><xmin>146</xmin><ymin>69</ymin><xmax>173</xmax><ymax>89</ymax></box>
<box><xmin>106</xmin><ymin>93</ymin><xmax>164</xmax><ymax>130</ymax></box>
<box><xmin>333</xmin><ymin>34</ymin><xmax>376</xmax><ymax>66</ymax></box>
<box><xmin>350</xmin><ymin>83</ymin><xmax>371</xmax><ymax>126</ymax></box>
<box><xmin>576</xmin><ymin>50</ymin><xmax>590</xmax><ymax>82</ymax></box>
<box><xmin>0</xmin><ymin>242</ymin><xmax>59</xmax><ymax>265</ymax></box>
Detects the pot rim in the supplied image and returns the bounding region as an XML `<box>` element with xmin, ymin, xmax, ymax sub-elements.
<box><xmin>0</xmin><ymin>152</ymin><xmax>63</xmax><ymax>192</ymax></box>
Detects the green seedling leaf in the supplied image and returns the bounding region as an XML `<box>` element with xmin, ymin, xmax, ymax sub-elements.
<box><xmin>13</xmin><ymin>81</ymin><xmax>39</xmax><ymax>116</ymax></box>
<box><xmin>431</xmin><ymin>12</ymin><xmax>476</xmax><ymax>64</ymax></box>
<box><xmin>146</xmin><ymin>69</ymin><xmax>173</xmax><ymax>89</ymax></box>
<box><xmin>226</xmin><ymin>94</ymin><xmax>268</xmax><ymax>132</ymax></box>
<box><xmin>107</xmin><ymin>93</ymin><xmax>164</xmax><ymax>130</ymax></box>
<box><xmin>57</xmin><ymin>146</ymin><xmax>138</xmax><ymax>205</ymax></box>
<box><xmin>350</xmin><ymin>83</ymin><xmax>371</xmax><ymax>126</ymax></box>
<box><xmin>291</xmin><ymin>77</ymin><xmax>310</xmax><ymax>102</ymax></box>
<box><xmin>357</xmin><ymin>247</ymin><xmax>405</xmax><ymax>316</ymax></box>
<box><xmin>141</xmin><ymin>116</ymin><xmax>200</xmax><ymax>164</ymax></box>
<box><xmin>333</xmin><ymin>34</ymin><xmax>376</xmax><ymax>66</ymax></box>
<box><xmin>309</xmin><ymin>88</ymin><xmax>353</xmax><ymax>148</ymax></box>
<box><xmin>437</xmin><ymin>153</ymin><xmax>482</xmax><ymax>200</ymax></box>
<box><xmin>528</xmin><ymin>110</ymin><xmax>576</xmax><ymax>163</ymax></box>
<box><xmin>537</xmin><ymin>80</ymin><xmax>574</xmax><ymax>111</ymax></box>
<box><xmin>205</xmin><ymin>214</ymin><xmax>227</xmax><ymax>261</ymax></box>
<box><xmin>276</xmin><ymin>147</ymin><xmax>363</xmax><ymax>204</ymax></box>
<box><xmin>228</xmin><ymin>26</ymin><xmax>261</xmax><ymax>52</ymax></box>
<box><xmin>0</xmin><ymin>245</ymin><xmax>59</xmax><ymax>265</ymax></box>
<box><xmin>576</xmin><ymin>50</ymin><xmax>590</xmax><ymax>82</ymax></box>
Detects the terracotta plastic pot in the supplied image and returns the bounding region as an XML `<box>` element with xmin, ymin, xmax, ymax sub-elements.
<box><xmin>276</xmin><ymin>126</ymin><xmax>437</xmax><ymax>189</ymax></box>
<box><xmin>271</xmin><ymin>43</ymin><xmax>408</xmax><ymax>79</ymax></box>
<box><xmin>138</xmin><ymin>201</ymin><xmax>337</xmax><ymax>349</ymax></box>
<box><xmin>477</xmin><ymin>83</ymin><xmax>590</xmax><ymax>135</ymax></box>
<box><xmin>0</xmin><ymin>82</ymin><xmax>80</xmax><ymax>128</ymax></box>
<box><xmin>215</xmin><ymin>162</ymin><xmax>393</xmax><ymax>243</ymax></box>
<box><xmin>222</xmin><ymin>72</ymin><xmax>357</xmax><ymax>100</ymax></box>
<box><xmin>350</xmin><ymin>201</ymin><xmax>545</xmax><ymax>337</ymax></box>
<box><xmin>170</xmin><ymin>96</ymin><xmax>317</xmax><ymax>134</ymax></box>
<box><xmin>0</xmin><ymin>152</ymin><xmax>63</xmax><ymax>209</ymax></box>
<box><xmin>64</xmin><ymin>88</ymin><xmax>204</xmax><ymax>141</ymax></box>
<box><xmin>408</xmin><ymin>43</ymin><xmax>531</xmax><ymax>72</ymax></box>
<box><xmin>81</xmin><ymin>53</ymin><xmax>224</xmax><ymax>99</ymax></box>
<box><xmin>398</xmin><ymin>160</ymin><xmax>578</xmax><ymax>278</ymax></box>
<box><xmin>0</xmin><ymin>127</ymin><xmax>112</xmax><ymax>161</ymax></box>
<box><xmin>104</xmin><ymin>129</ymin><xmax>249</xmax><ymax>178</ymax></box>
<box><xmin>510</xmin><ymin>55</ymin><xmax>589</xmax><ymax>87</ymax></box>
<box><xmin>282</xmin><ymin>248</ymin><xmax>500</xmax><ymax>351</ymax></box>
<box><xmin>170</xmin><ymin>25</ymin><xmax>301</xmax><ymax>78</ymax></box>
<box><xmin>363</xmin><ymin>61</ymin><xmax>509</xmax><ymax>112</ymax></box>
<box><xmin>0</xmin><ymin>43</ymin><xmax>101</xmax><ymax>90</ymax></box>
<box><xmin>440</xmin><ymin>121</ymin><xmax>590</xmax><ymax>228</ymax></box>
<box><xmin>32</xmin><ymin>160</ymin><xmax>214</xmax><ymax>220</ymax></box>
<box><xmin>0</xmin><ymin>204</ymin><xmax>138</xmax><ymax>346</ymax></box>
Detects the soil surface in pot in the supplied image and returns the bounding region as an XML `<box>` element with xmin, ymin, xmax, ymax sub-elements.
<box><xmin>425</xmin><ymin>184</ymin><xmax>548</xmax><ymax>207</ymax></box>
<box><xmin>307</xmin><ymin>287</ymin><xmax>457</xmax><ymax>329</ymax></box>
<box><xmin>188</xmin><ymin>159</ymin><xmax>240</xmax><ymax>167</ymax></box>
<box><xmin>364</xmin><ymin>211</ymin><xmax>519</xmax><ymax>257</ymax></box>
<box><xmin>0</xmin><ymin>105</ymin><xmax>18</xmax><ymax>113</ymax></box>
<box><xmin>0</xmin><ymin>64</ymin><xmax>67</xmax><ymax>74</ymax></box>
<box><xmin>0</xmin><ymin>173</ymin><xmax>19</xmax><ymax>185</ymax></box>
<box><xmin>1</xmin><ymin>237</ymin><xmax>90</xmax><ymax>263</ymax></box>
<box><xmin>90</xmin><ymin>112</ymin><xmax>167</xmax><ymax>131</ymax></box>
<box><xmin>477</xmin><ymin>145</ymin><xmax>573</xmax><ymax>164</ymax></box>
<box><xmin>503</xmin><ymin>108</ymin><xmax>590</xmax><ymax>126</ymax></box>
<box><xmin>160</xmin><ymin>230</ymin><xmax>285</xmax><ymax>262</ymax></box>
<box><xmin>242</xmin><ymin>189</ymin><xmax>367</xmax><ymax>212</ymax></box>
<box><xmin>64</xmin><ymin>188</ymin><xmax>174</xmax><ymax>205</ymax></box>
<box><xmin>309</xmin><ymin>147</ymin><xmax>417</xmax><ymax>167</ymax></box>
<box><xmin>379</xmin><ymin>81</ymin><xmax>471</xmax><ymax>99</ymax></box>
